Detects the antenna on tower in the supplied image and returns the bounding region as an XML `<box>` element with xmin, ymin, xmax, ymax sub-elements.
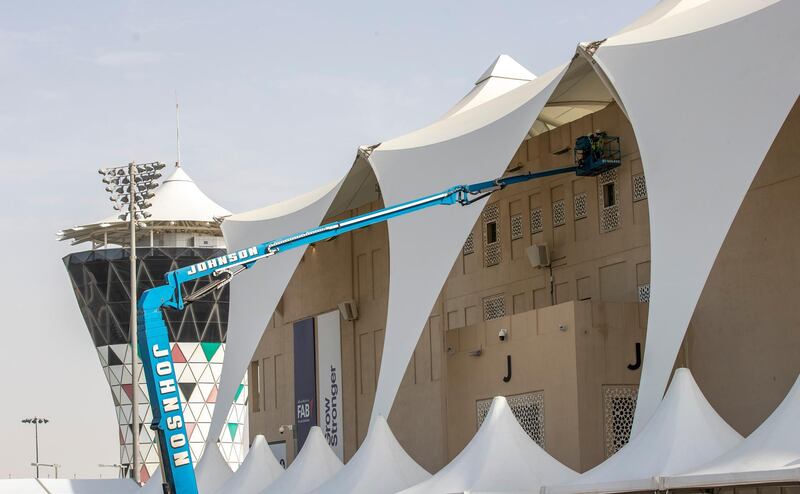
<box><xmin>175</xmin><ymin>92</ymin><xmax>181</xmax><ymax>168</ymax></box>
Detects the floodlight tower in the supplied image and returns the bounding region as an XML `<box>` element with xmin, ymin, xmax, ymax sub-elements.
<box><xmin>21</xmin><ymin>417</ymin><xmax>49</xmax><ymax>478</ymax></box>
<box><xmin>98</xmin><ymin>161</ymin><xmax>165</xmax><ymax>484</ymax></box>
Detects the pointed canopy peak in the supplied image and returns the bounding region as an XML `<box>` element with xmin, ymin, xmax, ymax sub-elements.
<box><xmin>261</xmin><ymin>426</ymin><xmax>342</xmax><ymax>494</ymax></box>
<box><xmin>162</xmin><ymin>165</ymin><xmax>193</xmax><ymax>183</ymax></box>
<box><xmin>304</xmin><ymin>426</ymin><xmax>339</xmax><ymax>453</ymax></box>
<box><xmin>486</xmin><ymin>395</ymin><xmax>510</xmax><ymax>417</ymax></box>
<box><xmin>662</xmin><ymin>367</ymin><xmax>719</xmax><ymax>413</ymax></box>
<box><xmin>367</xmin><ymin>414</ymin><xmax>416</xmax><ymax>452</ymax></box>
<box><xmin>216</xmin><ymin>434</ymin><xmax>283</xmax><ymax>494</ymax></box>
<box><xmin>476</xmin><ymin>396</ymin><xmax>520</xmax><ymax>438</ymax></box>
<box><xmin>399</xmin><ymin>396</ymin><xmax>576</xmax><ymax>494</ymax></box>
<box><xmin>475</xmin><ymin>54</ymin><xmax>536</xmax><ymax>85</ymax></box>
<box><xmin>140</xmin><ymin>164</ymin><xmax>231</xmax><ymax>222</ymax></box>
<box><xmin>544</xmin><ymin>368</ymin><xmax>742</xmax><ymax>494</ymax></box>
<box><xmin>630</xmin><ymin>367</ymin><xmax>742</xmax><ymax>451</ymax></box>
<box><xmin>193</xmin><ymin>443</ymin><xmax>233</xmax><ymax>494</ymax></box>
<box><xmin>251</xmin><ymin>434</ymin><xmax>268</xmax><ymax>448</ymax></box>
<box><xmin>307</xmin><ymin>415</ymin><xmax>429</xmax><ymax>493</ymax></box>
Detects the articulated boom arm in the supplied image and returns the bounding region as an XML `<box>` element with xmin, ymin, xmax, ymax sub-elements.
<box><xmin>159</xmin><ymin>164</ymin><xmax>581</xmax><ymax>311</ymax></box>
<box><xmin>138</xmin><ymin>156</ymin><xmax>618</xmax><ymax>493</ymax></box>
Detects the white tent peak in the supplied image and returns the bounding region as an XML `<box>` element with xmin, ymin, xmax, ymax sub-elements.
<box><xmin>194</xmin><ymin>442</ymin><xmax>233</xmax><ymax>494</ymax></box>
<box><xmin>475</xmin><ymin>54</ymin><xmax>536</xmax><ymax>84</ymax></box>
<box><xmin>439</xmin><ymin>55</ymin><xmax>542</xmax><ymax>120</ymax></box>
<box><xmin>214</xmin><ymin>435</ymin><xmax>283</xmax><ymax>494</ymax></box>
<box><xmin>102</xmin><ymin>165</ymin><xmax>231</xmax><ymax>224</ymax></box>
<box><xmin>400</xmin><ymin>396</ymin><xmax>576</xmax><ymax>493</ymax></box>
<box><xmin>664</xmin><ymin>369</ymin><xmax>800</xmax><ymax>489</ymax></box>
<box><xmin>261</xmin><ymin>426</ymin><xmax>343</xmax><ymax>494</ymax></box>
<box><xmin>545</xmin><ymin>368</ymin><xmax>742</xmax><ymax>494</ymax></box>
<box><xmin>58</xmin><ymin>164</ymin><xmax>232</xmax><ymax>245</ymax></box>
<box><xmin>140</xmin><ymin>443</ymin><xmax>233</xmax><ymax>494</ymax></box>
<box><xmin>310</xmin><ymin>415</ymin><xmax>430</xmax><ymax>494</ymax></box>
<box><xmin>135</xmin><ymin>165</ymin><xmax>231</xmax><ymax>223</ymax></box>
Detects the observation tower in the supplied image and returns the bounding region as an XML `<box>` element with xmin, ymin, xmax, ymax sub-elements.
<box><xmin>58</xmin><ymin>165</ymin><xmax>248</xmax><ymax>480</ymax></box>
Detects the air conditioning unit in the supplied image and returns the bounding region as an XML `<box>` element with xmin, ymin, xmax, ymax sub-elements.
<box><xmin>338</xmin><ymin>300</ymin><xmax>359</xmax><ymax>321</ymax></box>
<box><xmin>526</xmin><ymin>243</ymin><xmax>550</xmax><ymax>268</ymax></box>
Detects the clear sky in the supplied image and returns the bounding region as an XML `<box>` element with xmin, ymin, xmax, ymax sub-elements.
<box><xmin>0</xmin><ymin>0</ymin><xmax>655</xmax><ymax>479</ymax></box>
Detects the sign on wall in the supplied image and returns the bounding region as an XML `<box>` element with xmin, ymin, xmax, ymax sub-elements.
<box><xmin>293</xmin><ymin>318</ymin><xmax>317</xmax><ymax>450</ymax></box>
<box><xmin>316</xmin><ymin>310</ymin><xmax>344</xmax><ymax>461</ymax></box>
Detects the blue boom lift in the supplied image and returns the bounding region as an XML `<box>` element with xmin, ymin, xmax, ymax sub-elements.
<box><xmin>139</xmin><ymin>134</ymin><xmax>620</xmax><ymax>493</ymax></box>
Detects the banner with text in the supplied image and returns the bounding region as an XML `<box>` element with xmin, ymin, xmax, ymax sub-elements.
<box><xmin>293</xmin><ymin>317</ymin><xmax>317</xmax><ymax>450</ymax></box>
<box><xmin>316</xmin><ymin>310</ymin><xmax>344</xmax><ymax>460</ymax></box>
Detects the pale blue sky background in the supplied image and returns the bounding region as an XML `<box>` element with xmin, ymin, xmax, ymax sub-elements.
<box><xmin>0</xmin><ymin>1</ymin><xmax>655</xmax><ymax>479</ymax></box>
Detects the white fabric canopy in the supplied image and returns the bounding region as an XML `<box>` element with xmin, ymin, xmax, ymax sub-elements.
<box><xmin>664</xmin><ymin>372</ymin><xmax>800</xmax><ymax>489</ymax></box>
<box><xmin>590</xmin><ymin>0</ymin><xmax>800</xmax><ymax>433</ymax></box>
<box><xmin>309</xmin><ymin>415</ymin><xmax>429</xmax><ymax>494</ymax></box>
<box><xmin>193</xmin><ymin>442</ymin><xmax>233</xmax><ymax>494</ymax></box>
<box><xmin>260</xmin><ymin>426</ymin><xmax>343</xmax><ymax>494</ymax></box>
<box><xmin>128</xmin><ymin>166</ymin><xmax>231</xmax><ymax>223</ymax></box>
<box><xmin>400</xmin><ymin>396</ymin><xmax>577</xmax><ymax>494</ymax></box>
<box><xmin>209</xmin><ymin>179</ymin><xmax>344</xmax><ymax>445</ymax></box>
<box><xmin>368</xmin><ymin>62</ymin><xmax>568</xmax><ymax>422</ymax></box>
<box><xmin>58</xmin><ymin>166</ymin><xmax>232</xmax><ymax>245</ymax></box>
<box><xmin>38</xmin><ymin>479</ymin><xmax>139</xmax><ymax>494</ymax></box>
<box><xmin>214</xmin><ymin>435</ymin><xmax>283</xmax><ymax>494</ymax></box>
<box><xmin>545</xmin><ymin>368</ymin><xmax>742</xmax><ymax>494</ymax></box>
<box><xmin>141</xmin><ymin>443</ymin><xmax>232</xmax><ymax>494</ymax></box>
<box><xmin>442</xmin><ymin>55</ymin><xmax>536</xmax><ymax>119</ymax></box>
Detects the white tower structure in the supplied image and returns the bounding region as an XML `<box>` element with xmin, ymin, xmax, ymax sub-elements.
<box><xmin>59</xmin><ymin>166</ymin><xmax>249</xmax><ymax>480</ymax></box>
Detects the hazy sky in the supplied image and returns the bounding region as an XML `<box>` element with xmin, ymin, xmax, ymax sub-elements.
<box><xmin>0</xmin><ymin>1</ymin><xmax>655</xmax><ymax>479</ymax></box>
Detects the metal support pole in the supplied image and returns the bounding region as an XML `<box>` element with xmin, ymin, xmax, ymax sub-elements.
<box><xmin>34</xmin><ymin>421</ymin><xmax>39</xmax><ymax>479</ymax></box>
<box><xmin>129</xmin><ymin>161</ymin><xmax>141</xmax><ymax>484</ymax></box>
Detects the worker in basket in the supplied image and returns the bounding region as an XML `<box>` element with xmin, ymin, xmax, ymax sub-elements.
<box><xmin>590</xmin><ymin>130</ymin><xmax>607</xmax><ymax>160</ymax></box>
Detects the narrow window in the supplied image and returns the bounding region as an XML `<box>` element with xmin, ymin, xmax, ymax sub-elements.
<box><xmin>603</xmin><ymin>183</ymin><xmax>616</xmax><ymax>208</ymax></box>
<box><xmin>486</xmin><ymin>221</ymin><xmax>498</xmax><ymax>244</ymax></box>
<box><xmin>249</xmin><ymin>360</ymin><xmax>261</xmax><ymax>412</ymax></box>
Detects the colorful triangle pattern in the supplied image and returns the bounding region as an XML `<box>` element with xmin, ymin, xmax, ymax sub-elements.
<box><xmin>94</xmin><ymin>342</ymin><xmax>247</xmax><ymax>477</ymax></box>
<box><xmin>200</xmin><ymin>342</ymin><xmax>221</xmax><ymax>362</ymax></box>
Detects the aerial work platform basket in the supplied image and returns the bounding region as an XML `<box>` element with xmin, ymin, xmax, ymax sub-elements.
<box><xmin>574</xmin><ymin>132</ymin><xmax>621</xmax><ymax>177</ymax></box>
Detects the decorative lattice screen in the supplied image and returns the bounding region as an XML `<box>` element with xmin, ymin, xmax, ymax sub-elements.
<box><xmin>598</xmin><ymin>169</ymin><xmax>620</xmax><ymax>233</ymax></box>
<box><xmin>637</xmin><ymin>283</ymin><xmax>650</xmax><ymax>303</ymax></box>
<box><xmin>463</xmin><ymin>231</ymin><xmax>475</xmax><ymax>255</ymax></box>
<box><xmin>530</xmin><ymin>207</ymin><xmax>543</xmax><ymax>234</ymax></box>
<box><xmin>511</xmin><ymin>214</ymin><xmax>523</xmax><ymax>240</ymax></box>
<box><xmin>632</xmin><ymin>174</ymin><xmax>648</xmax><ymax>202</ymax></box>
<box><xmin>483</xmin><ymin>204</ymin><xmax>502</xmax><ymax>266</ymax></box>
<box><xmin>552</xmin><ymin>200</ymin><xmax>566</xmax><ymax>227</ymax></box>
<box><xmin>483</xmin><ymin>294</ymin><xmax>506</xmax><ymax>321</ymax></box>
<box><xmin>603</xmin><ymin>384</ymin><xmax>638</xmax><ymax>457</ymax></box>
<box><xmin>574</xmin><ymin>192</ymin><xmax>588</xmax><ymax>220</ymax></box>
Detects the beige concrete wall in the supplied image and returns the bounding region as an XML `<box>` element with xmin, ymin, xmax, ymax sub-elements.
<box><xmin>441</xmin><ymin>104</ymin><xmax>650</xmax><ymax>470</ymax></box>
<box><xmin>574</xmin><ymin>302</ymin><xmax>645</xmax><ymax>470</ymax></box>
<box><xmin>444</xmin><ymin>300</ymin><xmax>645</xmax><ymax>472</ymax></box>
<box><xmin>444</xmin><ymin>302</ymin><xmax>582</xmax><ymax>470</ymax></box>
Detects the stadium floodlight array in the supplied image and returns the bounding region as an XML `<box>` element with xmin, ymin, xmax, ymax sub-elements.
<box><xmin>98</xmin><ymin>162</ymin><xmax>165</xmax><ymax>224</ymax></box>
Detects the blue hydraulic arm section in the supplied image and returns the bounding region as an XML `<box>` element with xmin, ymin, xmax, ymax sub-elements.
<box><xmin>138</xmin><ymin>136</ymin><xmax>620</xmax><ymax>494</ymax></box>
